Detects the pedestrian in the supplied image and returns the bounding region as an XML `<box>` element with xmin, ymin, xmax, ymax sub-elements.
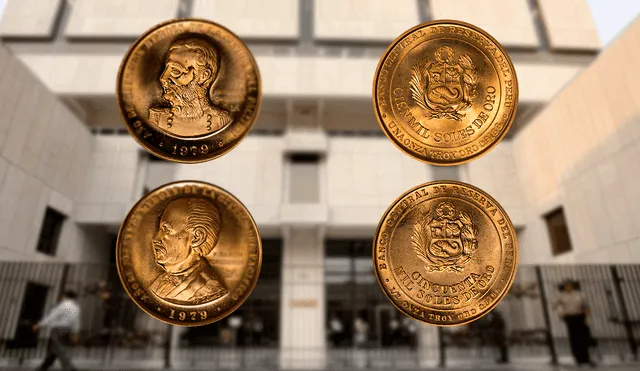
<box><xmin>328</xmin><ymin>313</ymin><xmax>344</xmax><ymax>346</ymax></box>
<box><xmin>553</xmin><ymin>279</ymin><xmax>596</xmax><ymax>368</ymax></box>
<box><xmin>251</xmin><ymin>314</ymin><xmax>264</xmax><ymax>346</ymax></box>
<box><xmin>485</xmin><ymin>310</ymin><xmax>509</xmax><ymax>363</ymax></box>
<box><xmin>32</xmin><ymin>290</ymin><xmax>80</xmax><ymax>371</ymax></box>
<box><xmin>388</xmin><ymin>317</ymin><xmax>400</xmax><ymax>346</ymax></box>
<box><xmin>353</xmin><ymin>315</ymin><xmax>369</xmax><ymax>347</ymax></box>
<box><xmin>353</xmin><ymin>314</ymin><xmax>369</xmax><ymax>368</ymax></box>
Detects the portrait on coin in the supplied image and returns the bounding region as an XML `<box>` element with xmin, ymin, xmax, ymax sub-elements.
<box><xmin>149</xmin><ymin>38</ymin><xmax>232</xmax><ymax>136</ymax></box>
<box><xmin>149</xmin><ymin>197</ymin><xmax>227</xmax><ymax>305</ymax></box>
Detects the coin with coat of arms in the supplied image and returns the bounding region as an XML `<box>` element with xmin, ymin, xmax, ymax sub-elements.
<box><xmin>373</xmin><ymin>20</ymin><xmax>518</xmax><ymax>165</ymax></box>
<box><xmin>116</xmin><ymin>181</ymin><xmax>262</xmax><ymax>326</ymax></box>
<box><xmin>373</xmin><ymin>181</ymin><xmax>517</xmax><ymax>326</ymax></box>
<box><xmin>117</xmin><ymin>19</ymin><xmax>261</xmax><ymax>163</ymax></box>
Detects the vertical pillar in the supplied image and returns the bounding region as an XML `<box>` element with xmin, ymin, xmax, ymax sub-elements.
<box><xmin>417</xmin><ymin>323</ymin><xmax>440</xmax><ymax>368</ymax></box>
<box><xmin>535</xmin><ymin>265</ymin><xmax>558</xmax><ymax>365</ymax></box>
<box><xmin>280</xmin><ymin>226</ymin><xmax>326</xmax><ymax>369</ymax></box>
<box><xmin>610</xmin><ymin>266</ymin><xmax>638</xmax><ymax>360</ymax></box>
<box><xmin>164</xmin><ymin>324</ymin><xmax>174</xmax><ymax>369</ymax></box>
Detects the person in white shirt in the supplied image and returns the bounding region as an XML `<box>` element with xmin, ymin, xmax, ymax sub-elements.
<box><xmin>552</xmin><ymin>280</ymin><xmax>596</xmax><ymax>368</ymax></box>
<box><xmin>32</xmin><ymin>290</ymin><xmax>80</xmax><ymax>371</ymax></box>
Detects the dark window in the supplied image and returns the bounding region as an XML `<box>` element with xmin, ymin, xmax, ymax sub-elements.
<box><xmin>289</xmin><ymin>153</ymin><xmax>320</xmax><ymax>163</ymax></box>
<box><xmin>36</xmin><ymin>207</ymin><xmax>66</xmax><ymax>256</ymax></box>
<box><xmin>7</xmin><ymin>282</ymin><xmax>48</xmax><ymax>348</ymax></box>
<box><xmin>544</xmin><ymin>208</ymin><xmax>573</xmax><ymax>256</ymax></box>
<box><xmin>180</xmin><ymin>238</ymin><xmax>282</xmax><ymax>349</ymax></box>
<box><xmin>260</xmin><ymin>238</ymin><xmax>283</xmax><ymax>282</ymax></box>
<box><xmin>325</xmin><ymin>239</ymin><xmax>371</xmax><ymax>257</ymax></box>
<box><xmin>325</xmin><ymin>238</ymin><xmax>415</xmax><ymax>349</ymax></box>
<box><xmin>288</xmin><ymin>153</ymin><xmax>321</xmax><ymax>203</ymax></box>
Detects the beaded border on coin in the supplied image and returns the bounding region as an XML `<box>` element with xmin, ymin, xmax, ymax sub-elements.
<box><xmin>116</xmin><ymin>180</ymin><xmax>262</xmax><ymax>326</ymax></box>
<box><xmin>372</xmin><ymin>20</ymin><xmax>518</xmax><ymax>166</ymax></box>
<box><xmin>116</xmin><ymin>18</ymin><xmax>262</xmax><ymax>163</ymax></box>
<box><xmin>373</xmin><ymin>180</ymin><xmax>518</xmax><ymax>326</ymax></box>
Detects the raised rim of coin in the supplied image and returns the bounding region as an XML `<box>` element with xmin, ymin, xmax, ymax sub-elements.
<box><xmin>373</xmin><ymin>180</ymin><xmax>518</xmax><ymax>326</ymax></box>
<box><xmin>372</xmin><ymin>20</ymin><xmax>518</xmax><ymax>166</ymax></box>
<box><xmin>116</xmin><ymin>18</ymin><xmax>262</xmax><ymax>163</ymax></box>
<box><xmin>116</xmin><ymin>180</ymin><xmax>262</xmax><ymax>326</ymax></box>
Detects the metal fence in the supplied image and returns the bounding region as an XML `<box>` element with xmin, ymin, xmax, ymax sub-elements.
<box><xmin>0</xmin><ymin>261</ymin><xmax>638</xmax><ymax>369</ymax></box>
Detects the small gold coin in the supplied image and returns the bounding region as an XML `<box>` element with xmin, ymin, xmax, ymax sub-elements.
<box><xmin>373</xmin><ymin>20</ymin><xmax>518</xmax><ymax>165</ymax></box>
<box><xmin>373</xmin><ymin>181</ymin><xmax>517</xmax><ymax>326</ymax></box>
<box><xmin>116</xmin><ymin>181</ymin><xmax>262</xmax><ymax>326</ymax></box>
<box><xmin>117</xmin><ymin>18</ymin><xmax>261</xmax><ymax>163</ymax></box>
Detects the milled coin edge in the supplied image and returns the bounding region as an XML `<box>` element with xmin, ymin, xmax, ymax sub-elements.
<box><xmin>372</xmin><ymin>180</ymin><xmax>519</xmax><ymax>326</ymax></box>
<box><xmin>371</xmin><ymin>19</ymin><xmax>519</xmax><ymax>166</ymax></box>
<box><xmin>115</xmin><ymin>180</ymin><xmax>263</xmax><ymax>326</ymax></box>
<box><xmin>115</xmin><ymin>18</ymin><xmax>262</xmax><ymax>164</ymax></box>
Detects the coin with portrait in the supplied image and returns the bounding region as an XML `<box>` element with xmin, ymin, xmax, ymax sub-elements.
<box><xmin>373</xmin><ymin>20</ymin><xmax>518</xmax><ymax>165</ymax></box>
<box><xmin>373</xmin><ymin>181</ymin><xmax>517</xmax><ymax>326</ymax></box>
<box><xmin>117</xmin><ymin>19</ymin><xmax>261</xmax><ymax>163</ymax></box>
<box><xmin>116</xmin><ymin>181</ymin><xmax>262</xmax><ymax>326</ymax></box>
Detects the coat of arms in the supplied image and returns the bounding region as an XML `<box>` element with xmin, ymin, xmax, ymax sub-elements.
<box><xmin>409</xmin><ymin>46</ymin><xmax>478</xmax><ymax>121</ymax></box>
<box><xmin>411</xmin><ymin>202</ymin><xmax>478</xmax><ymax>273</ymax></box>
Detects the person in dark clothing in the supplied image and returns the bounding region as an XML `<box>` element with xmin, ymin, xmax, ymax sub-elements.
<box><xmin>485</xmin><ymin>310</ymin><xmax>509</xmax><ymax>363</ymax></box>
<box><xmin>553</xmin><ymin>280</ymin><xmax>596</xmax><ymax>367</ymax></box>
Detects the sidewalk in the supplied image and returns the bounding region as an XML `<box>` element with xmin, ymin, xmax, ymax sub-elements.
<box><xmin>444</xmin><ymin>364</ymin><xmax>639</xmax><ymax>371</ymax></box>
<box><xmin>2</xmin><ymin>365</ymin><xmax>639</xmax><ymax>371</ymax></box>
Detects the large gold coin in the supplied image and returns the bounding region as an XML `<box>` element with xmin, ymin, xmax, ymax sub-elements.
<box><xmin>373</xmin><ymin>20</ymin><xmax>518</xmax><ymax>165</ymax></box>
<box><xmin>117</xmin><ymin>19</ymin><xmax>261</xmax><ymax>163</ymax></box>
<box><xmin>373</xmin><ymin>181</ymin><xmax>517</xmax><ymax>326</ymax></box>
<box><xmin>116</xmin><ymin>181</ymin><xmax>262</xmax><ymax>326</ymax></box>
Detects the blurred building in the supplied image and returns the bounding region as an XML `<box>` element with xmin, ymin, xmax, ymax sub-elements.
<box><xmin>0</xmin><ymin>0</ymin><xmax>638</xmax><ymax>369</ymax></box>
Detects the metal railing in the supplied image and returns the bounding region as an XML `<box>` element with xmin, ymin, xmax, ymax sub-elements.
<box><xmin>0</xmin><ymin>261</ymin><xmax>638</xmax><ymax>369</ymax></box>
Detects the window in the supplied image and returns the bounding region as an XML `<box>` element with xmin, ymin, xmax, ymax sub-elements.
<box><xmin>288</xmin><ymin>153</ymin><xmax>320</xmax><ymax>203</ymax></box>
<box><xmin>325</xmin><ymin>239</ymin><xmax>374</xmax><ymax>285</ymax></box>
<box><xmin>36</xmin><ymin>207</ymin><xmax>66</xmax><ymax>256</ymax></box>
<box><xmin>181</xmin><ymin>238</ymin><xmax>282</xmax><ymax>348</ymax></box>
<box><xmin>431</xmin><ymin>165</ymin><xmax>459</xmax><ymax>181</ymax></box>
<box><xmin>544</xmin><ymin>208</ymin><xmax>573</xmax><ymax>256</ymax></box>
<box><xmin>325</xmin><ymin>239</ymin><xmax>416</xmax><ymax>349</ymax></box>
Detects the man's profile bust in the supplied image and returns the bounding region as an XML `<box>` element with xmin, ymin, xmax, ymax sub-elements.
<box><xmin>149</xmin><ymin>197</ymin><xmax>227</xmax><ymax>305</ymax></box>
<box><xmin>149</xmin><ymin>38</ymin><xmax>232</xmax><ymax>136</ymax></box>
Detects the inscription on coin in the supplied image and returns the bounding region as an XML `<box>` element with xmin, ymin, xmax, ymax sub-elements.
<box><xmin>373</xmin><ymin>21</ymin><xmax>518</xmax><ymax>165</ymax></box>
<box><xmin>117</xmin><ymin>181</ymin><xmax>262</xmax><ymax>326</ymax></box>
<box><xmin>373</xmin><ymin>181</ymin><xmax>517</xmax><ymax>326</ymax></box>
<box><xmin>117</xmin><ymin>19</ymin><xmax>261</xmax><ymax>163</ymax></box>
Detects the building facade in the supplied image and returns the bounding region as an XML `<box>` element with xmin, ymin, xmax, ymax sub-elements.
<box><xmin>0</xmin><ymin>0</ymin><xmax>638</xmax><ymax>369</ymax></box>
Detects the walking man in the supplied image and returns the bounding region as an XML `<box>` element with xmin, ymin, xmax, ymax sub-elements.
<box><xmin>32</xmin><ymin>290</ymin><xmax>80</xmax><ymax>371</ymax></box>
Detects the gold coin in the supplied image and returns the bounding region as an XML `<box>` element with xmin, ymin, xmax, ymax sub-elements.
<box><xmin>117</xmin><ymin>19</ymin><xmax>261</xmax><ymax>163</ymax></box>
<box><xmin>116</xmin><ymin>181</ymin><xmax>262</xmax><ymax>326</ymax></box>
<box><xmin>373</xmin><ymin>181</ymin><xmax>517</xmax><ymax>326</ymax></box>
<box><xmin>373</xmin><ymin>20</ymin><xmax>518</xmax><ymax>165</ymax></box>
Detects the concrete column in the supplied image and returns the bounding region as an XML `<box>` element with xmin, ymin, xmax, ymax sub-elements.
<box><xmin>417</xmin><ymin>323</ymin><xmax>440</xmax><ymax>368</ymax></box>
<box><xmin>279</xmin><ymin>226</ymin><xmax>326</xmax><ymax>369</ymax></box>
